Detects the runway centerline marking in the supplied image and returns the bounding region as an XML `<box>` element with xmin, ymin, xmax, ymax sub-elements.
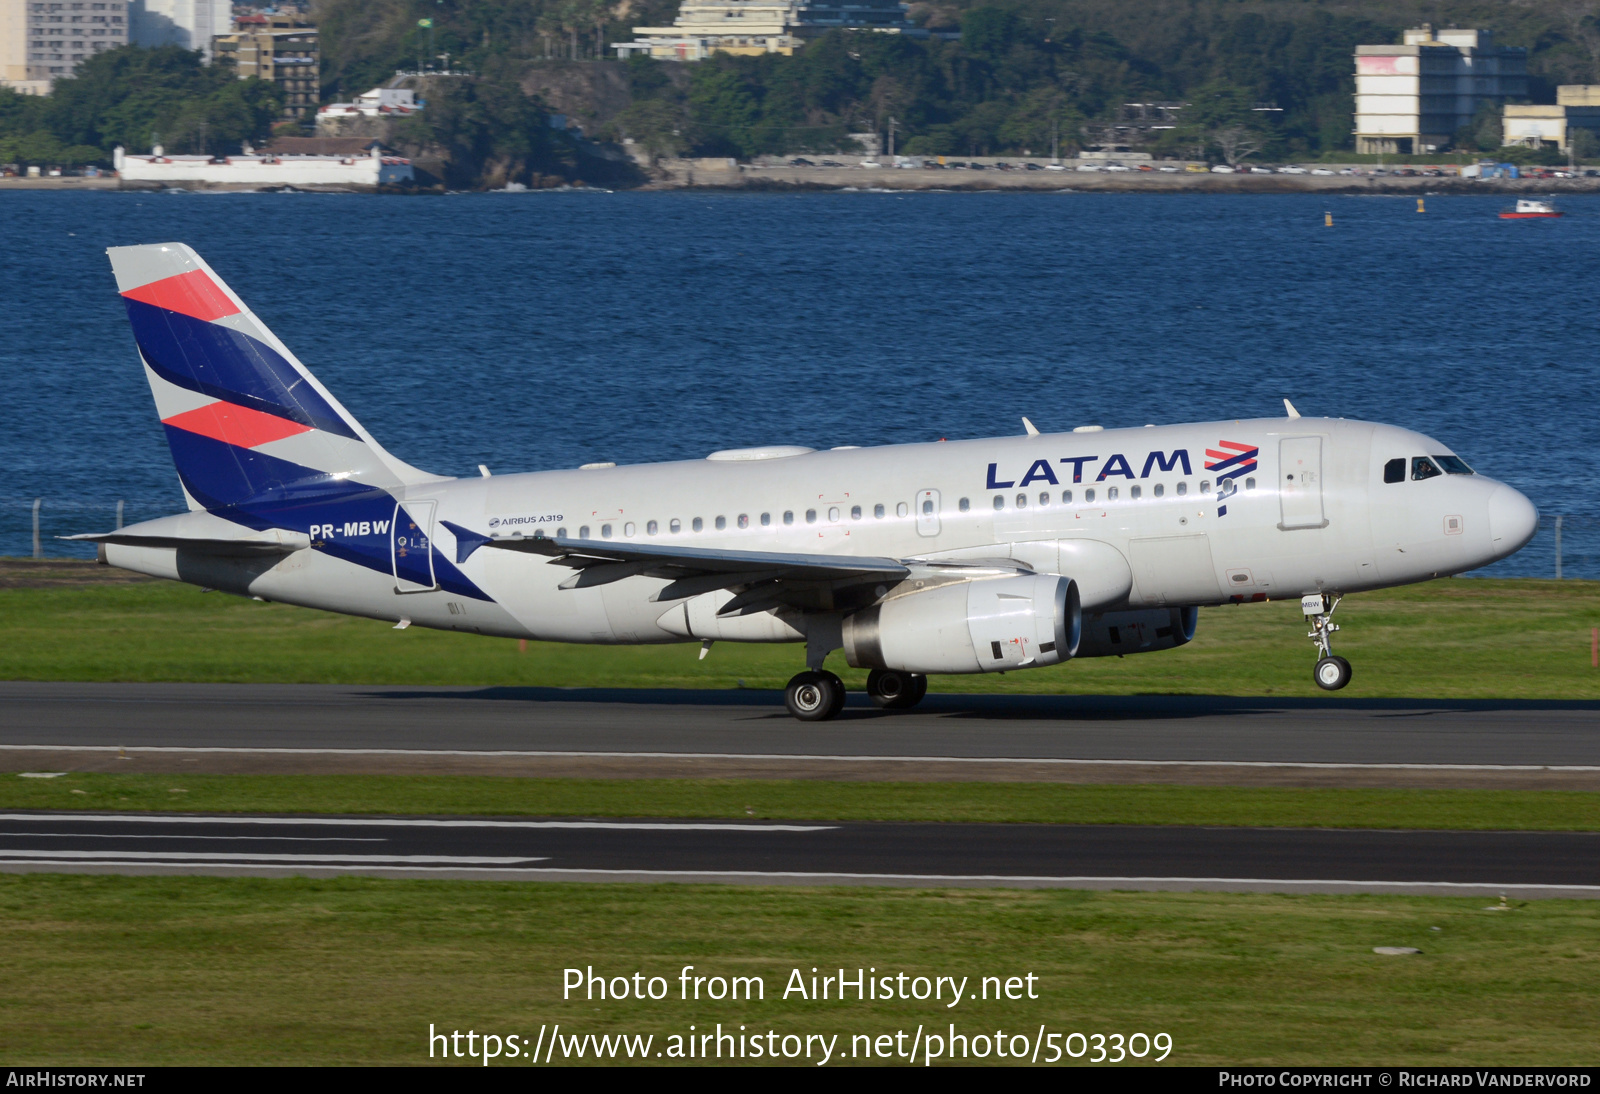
<box><xmin>0</xmin><ymin>813</ymin><xmax>835</xmax><ymax>833</ymax></box>
<box><xmin>1</xmin><ymin>746</ymin><xmax>1595</xmax><ymax>772</ymax></box>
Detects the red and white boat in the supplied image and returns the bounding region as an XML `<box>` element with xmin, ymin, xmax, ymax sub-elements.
<box><xmin>1499</xmin><ymin>199</ymin><xmax>1563</xmax><ymax>219</ymax></box>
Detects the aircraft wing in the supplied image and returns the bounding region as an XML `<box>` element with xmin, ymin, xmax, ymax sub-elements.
<box><xmin>442</xmin><ymin>521</ymin><xmax>910</xmax><ymax>607</ymax></box>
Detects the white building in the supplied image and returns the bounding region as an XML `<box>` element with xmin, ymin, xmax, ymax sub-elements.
<box><xmin>316</xmin><ymin>87</ymin><xmax>421</xmax><ymax>122</ymax></box>
<box><xmin>129</xmin><ymin>0</ymin><xmax>227</xmax><ymax>61</ymax></box>
<box><xmin>114</xmin><ymin>139</ymin><xmax>414</xmax><ymax>189</ymax></box>
<box><xmin>0</xmin><ymin>0</ymin><xmax>129</xmax><ymax>92</ymax></box>
<box><xmin>1354</xmin><ymin>25</ymin><xmax>1527</xmax><ymax>155</ymax></box>
<box><xmin>613</xmin><ymin>0</ymin><xmax>910</xmax><ymax>61</ymax></box>
<box><xmin>1503</xmin><ymin>86</ymin><xmax>1600</xmax><ymax>152</ymax></box>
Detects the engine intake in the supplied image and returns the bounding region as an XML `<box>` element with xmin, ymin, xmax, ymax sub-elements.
<box><xmin>843</xmin><ymin>574</ymin><xmax>1080</xmax><ymax>674</ymax></box>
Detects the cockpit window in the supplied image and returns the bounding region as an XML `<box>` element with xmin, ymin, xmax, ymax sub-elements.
<box><xmin>1433</xmin><ymin>454</ymin><xmax>1475</xmax><ymax>475</ymax></box>
<box><xmin>1412</xmin><ymin>456</ymin><xmax>1443</xmax><ymax>481</ymax></box>
<box><xmin>1383</xmin><ymin>458</ymin><xmax>1405</xmax><ymax>484</ymax></box>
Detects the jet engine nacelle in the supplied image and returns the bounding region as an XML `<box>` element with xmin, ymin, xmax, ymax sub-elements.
<box><xmin>843</xmin><ymin>574</ymin><xmax>1081</xmax><ymax>674</ymax></box>
<box><xmin>1074</xmin><ymin>607</ymin><xmax>1198</xmax><ymax>658</ymax></box>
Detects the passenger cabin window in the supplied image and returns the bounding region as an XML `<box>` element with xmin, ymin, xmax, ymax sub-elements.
<box><xmin>1130</xmin><ymin>485</ymin><xmax>1141</xmax><ymax>500</ymax></box>
<box><xmin>692</xmin><ymin>517</ymin><xmax>703</xmax><ymax>532</ymax></box>
<box><xmin>737</xmin><ymin>514</ymin><xmax>749</xmax><ymax>529</ymax></box>
<box><xmin>851</xmin><ymin>505</ymin><xmax>862</xmax><ymax>520</ymax></box>
<box><xmin>1061</xmin><ymin>489</ymin><xmax>1072</xmax><ymax>503</ymax></box>
<box><xmin>874</xmin><ymin>503</ymin><xmax>886</xmax><ymax>518</ymax></box>
<box><xmin>556</xmin><ymin>527</ymin><xmax>567</xmax><ymax>539</ymax></box>
<box><xmin>828</xmin><ymin>507</ymin><xmax>840</xmax><ymax>522</ymax></box>
<box><xmin>1153</xmin><ymin>483</ymin><xmax>1164</xmax><ymax>498</ymax></box>
<box><xmin>601</xmin><ymin>524</ymin><xmax>613</xmax><ymax>538</ymax></box>
<box><xmin>1435</xmin><ymin>454</ymin><xmax>1475</xmax><ymax>475</ymax></box>
<box><xmin>993</xmin><ymin>495</ymin><xmax>1005</xmax><ymax>511</ymax></box>
<box><xmin>897</xmin><ymin>502</ymin><xmax>909</xmax><ymax>517</ymax></box>
<box><xmin>646</xmin><ymin>520</ymin><xmax>658</xmax><ymax>535</ymax></box>
<box><xmin>760</xmin><ymin>512</ymin><xmax>771</xmax><ymax>526</ymax></box>
<box><xmin>1038</xmin><ymin>492</ymin><xmax>1050</xmax><ymax>506</ymax></box>
<box><xmin>715</xmin><ymin>516</ymin><xmax>727</xmax><ymax>530</ymax></box>
<box><xmin>1176</xmin><ymin>482</ymin><xmax>1187</xmax><ymax>496</ymax></box>
<box><xmin>1245</xmin><ymin>477</ymin><xmax>1256</xmax><ymax>491</ymax></box>
<box><xmin>670</xmin><ymin>518</ymin><xmax>681</xmax><ymax>533</ymax></box>
<box><xmin>958</xmin><ymin>497</ymin><xmax>970</xmax><ymax>512</ymax></box>
<box><xmin>1412</xmin><ymin>457</ymin><xmax>1443</xmax><ymax>481</ymax></box>
<box><xmin>922</xmin><ymin>499</ymin><xmax>934</xmax><ymax>515</ymax></box>
<box><xmin>579</xmin><ymin>525</ymin><xmax>590</xmax><ymax>538</ymax></box>
<box><xmin>783</xmin><ymin>511</ymin><xmax>794</xmax><ymax>525</ymax></box>
<box><xmin>806</xmin><ymin>509</ymin><xmax>817</xmax><ymax>524</ymax></box>
<box><xmin>1016</xmin><ymin>493</ymin><xmax>1028</xmax><ymax>509</ymax></box>
<box><xmin>1384</xmin><ymin>458</ymin><xmax>1405</xmax><ymax>484</ymax></box>
<box><xmin>1200</xmin><ymin>481</ymin><xmax>1211</xmax><ymax>494</ymax></box>
<box><xmin>1084</xmin><ymin>488</ymin><xmax>1095</xmax><ymax>503</ymax></box>
<box><xmin>624</xmin><ymin>522</ymin><xmax>636</xmax><ymax>537</ymax></box>
<box><xmin>1107</xmin><ymin>486</ymin><xmax>1119</xmax><ymax>500</ymax></box>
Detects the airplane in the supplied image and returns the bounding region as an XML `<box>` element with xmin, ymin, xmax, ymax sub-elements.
<box><xmin>75</xmin><ymin>243</ymin><xmax>1540</xmax><ymax>721</ymax></box>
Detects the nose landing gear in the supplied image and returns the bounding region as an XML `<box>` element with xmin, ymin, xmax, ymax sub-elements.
<box><xmin>1303</xmin><ymin>592</ymin><xmax>1352</xmax><ymax>691</ymax></box>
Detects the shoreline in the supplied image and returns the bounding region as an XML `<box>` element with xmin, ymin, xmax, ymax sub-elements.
<box><xmin>4</xmin><ymin>172</ymin><xmax>1597</xmax><ymax>195</ymax></box>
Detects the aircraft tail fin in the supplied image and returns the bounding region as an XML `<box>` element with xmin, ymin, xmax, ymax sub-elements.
<box><xmin>108</xmin><ymin>243</ymin><xmax>443</xmax><ymax>512</ymax></box>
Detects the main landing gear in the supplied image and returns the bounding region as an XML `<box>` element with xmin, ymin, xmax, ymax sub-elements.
<box><xmin>782</xmin><ymin>669</ymin><xmax>929</xmax><ymax>721</ymax></box>
<box><xmin>1303</xmin><ymin>592</ymin><xmax>1352</xmax><ymax>691</ymax></box>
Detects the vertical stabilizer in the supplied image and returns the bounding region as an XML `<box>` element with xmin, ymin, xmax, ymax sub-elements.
<box><xmin>108</xmin><ymin>243</ymin><xmax>445</xmax><ymax>511</ymax></box>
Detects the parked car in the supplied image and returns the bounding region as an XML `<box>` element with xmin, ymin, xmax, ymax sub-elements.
<box><xmin>1137</xmin><ymin>164</ymin><xmax>1154</xmax><ymax>171</ymax></box>
<box><xmin>822</xmin><ymin>160</ymin><xmax>846</xmax><ymax>167</ymax></box>
<box><xmin>1336</xmin><ymin>168</ymin><xmax>1355</xmax><ymax>176</ymax></box>
<box><xmin>1158</xmin><ymin>165</ymin><xmax>1179</xmax><ymax>172</ymax></box>
<box><xmin>1311</xmin><ymin>168</ymin><xmax>1335</xmax><ymax>176</ymax></box>
<box><xmin>1210</xmin><ymin>164</ymin><xmax>1236</xmax><ymax>173</ymax></box>
<box><xmin>1103</xmin><ymin>163</ymin><xmax>1130</xmax><ymax>172</ymax></box>
<box><xmin>1423</xmin><ymin>169</ymin><xmax>1444</xmax><ymax>177</ymax></box>
<box><xmin>1024</xmin><ymin>162</ymin><xmax>1044</xmax><ymax>171</ymax></box>
<box><xmin>1075</xmin><ymin>163</ymin><xmax>1102</xmax><ymax>171</ymax></box>
<box><xmin>1045</xmin><ymin>163</ymin><xmax>1066</xmax><ymax>170</ymax></box>
<box><xmin>790</xmin><ymin>158</ymin><xmax>814</xmax><ymax>166</ymax></box>
<box><xmin>1279</xmin><ymin>166</ymin><xmax>1307</xmax><ymax>174</ymax></box>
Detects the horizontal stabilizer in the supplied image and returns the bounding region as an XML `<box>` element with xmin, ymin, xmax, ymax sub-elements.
<box><xmin>63</xmin><ymin>531</ymin><xmax>309</xmax><ymax>557</ymax></box>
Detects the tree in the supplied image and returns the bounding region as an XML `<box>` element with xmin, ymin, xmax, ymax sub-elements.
<box><xmin>610</xmin><ymin>99</ymin><xmax>687</xmax><ymax>158</ymax></box>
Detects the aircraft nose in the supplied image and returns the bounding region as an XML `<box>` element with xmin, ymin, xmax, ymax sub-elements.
<box><xmin>1488</xmin><ymin>484</ymin><xmax>1539</xmax><ymax>556</ymax></box>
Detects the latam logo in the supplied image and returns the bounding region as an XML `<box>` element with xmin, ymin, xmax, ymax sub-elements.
<box><xmin>986</xmin><ymin>449</ymin><xmax>1192</xmax><ymax>489</ymax></box>
<box><xmin>1205</xmin><ymin>440</ymin><xmax>1259</xmax><ymax>517</ymax></box>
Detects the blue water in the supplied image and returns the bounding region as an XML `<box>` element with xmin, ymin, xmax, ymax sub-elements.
<box><xmin>1</xmin><ymin>188</ymin><xmax>1596</xmax><ymax>577</ymax></box>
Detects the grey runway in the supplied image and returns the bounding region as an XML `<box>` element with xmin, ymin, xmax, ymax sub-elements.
<box><xmin>2</xmin><ymin>681</ymin><xmax>1599</xmax><ymax>767</ymax></box>
<box><xmin>0</xmin><ymin>810</ymin><xmax>1596</xmax><ymax>897</ymax></box>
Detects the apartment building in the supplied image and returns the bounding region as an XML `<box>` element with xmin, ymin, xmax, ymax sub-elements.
<box><xmin>0</xmin><ymin>0</ymin><xmax>128</xmax><ymax>91</ymax></box>
<box><xmin>212</xmin><ymin>14</ymin><xmax>318</xmax><ymax>119</ymax></box>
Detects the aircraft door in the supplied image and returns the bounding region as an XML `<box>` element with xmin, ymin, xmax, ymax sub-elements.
<box><xmin>1279</xmin><ymin>437</ymin><xmax>1327</xmax><ymax>530</ymax></box>
<box><xmin>392</xmin><ymin>500</ymin><xmax>438</xmax><ymax>593</ymax></box>
<box><xmin>916</xmin><ymin>489</ymin><xmax>941</xmax><ymax>537</ymax></box>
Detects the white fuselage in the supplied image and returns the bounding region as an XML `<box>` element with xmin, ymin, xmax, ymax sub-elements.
<box><xmin>107</xmin><ymin>415</ymin><xmax>1538</xmax><ymax>648</ymax></box>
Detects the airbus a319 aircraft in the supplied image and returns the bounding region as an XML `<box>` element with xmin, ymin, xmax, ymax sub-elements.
<box><xmin>78</xmin><ymin>243</ymin><xmax>1540</xmax><ymax>720</ymax></box>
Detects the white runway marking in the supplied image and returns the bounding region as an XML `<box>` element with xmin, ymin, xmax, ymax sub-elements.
<box><xmin>0</xmin><ymin>831</ymin><xmax>386</xmax><ymax>842</ymax></box>
<box><xmin>0</xmin><ymin>849</ymin><xmax>545</xmax><ymax>865</ymax></box>
<box><xmin>0</xmin><ymin>813</ymin><xmax>834</xmax><ymax>833</ymax></box>
<box><xmin>1</xmin><ymin>744</ymin><xmax>1594</xmax><ymax>772</ymax></box>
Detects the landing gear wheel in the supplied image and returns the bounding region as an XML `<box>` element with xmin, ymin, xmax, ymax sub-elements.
<box><xmin>786</xmin><ymin>670</ymin><xmax>845</xmax><ymax>721</ymax></box>
<box><xmin>1314</xmin><ymin>655</ymin><xmax>1352</xmax><ymax>691</ymax></box>
<box><xmin>866</xmin><ymin>669</ymin><xmax>927</xmax><ymax>710</ymax></box>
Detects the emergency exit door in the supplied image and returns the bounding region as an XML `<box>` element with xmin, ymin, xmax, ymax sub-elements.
<box><xmin>1278</xmin><ymin>437</ymin><xmax>1326</xmax><ymax>530</ymax></box>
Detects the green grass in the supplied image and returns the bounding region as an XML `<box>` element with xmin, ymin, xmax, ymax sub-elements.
<box><xmin>9</xmin><ymin>773</ymin><xmax>1600</xmax><ymax>831</ymax></box>
<box><xmin>0</xmin><ymin>876</ymin><xmax>1593</xmax><ymax>1065</ymax></box>
<box><xmin>5</xmin><ymin>576</ymin><xmax>1600</xmax><ymax>698</ymax></box>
